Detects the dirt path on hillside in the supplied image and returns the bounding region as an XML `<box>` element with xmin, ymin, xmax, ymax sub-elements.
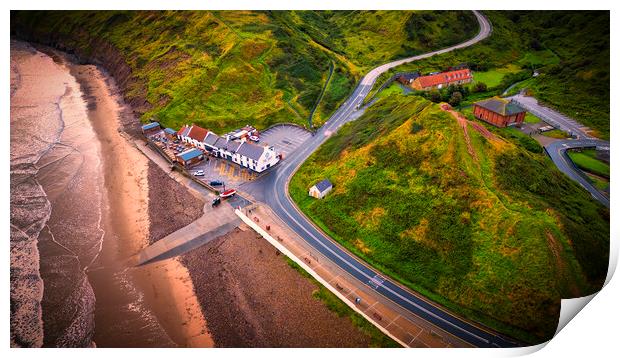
<box><xmin>440</xmin><ymin>104</ymin><xmax>504</xmax><ymax>160</ymax></box>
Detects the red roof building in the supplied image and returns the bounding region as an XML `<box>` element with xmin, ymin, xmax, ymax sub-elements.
<box><xmin>178</xmin><ymin>124</ymin><xmax>211</xmax><ymax>149</ymax></box>
<box><xmin>411</xmin><ymin>69</ymin><xmax>472</xmax><ymax>91</ymax></box>
<box><xmin>187</xmin><ymin>125</ymin><xmax>209</xmax><ymax>142</ymax></box>
<box><xmin>473</xmin><ymin>97</ymin><xmax>527</xmax><ymax>127</ymax></box>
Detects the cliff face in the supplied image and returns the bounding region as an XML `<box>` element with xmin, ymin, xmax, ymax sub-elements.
<box><xmin>12</xmin><ymin>24</ymin><xmax>151</xmax><ymax>121</ymax></box>
<box><xmin>10</xmin><ymin>10</ymin><xmax>480</xmax><ymax>134</ymax></box>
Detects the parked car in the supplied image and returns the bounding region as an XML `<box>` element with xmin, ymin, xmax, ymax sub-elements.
<box><xmin>209</xmin><ymin>180</ymin><xmax>223</xmax><ymax>186</ymax></box>
<box><xmin>211</xmin><ymin>197</ymin><xmax>221</xmax><ymax>207</ymax></box>
<box><xmin>193</xmin><ymin>170</ymin><xmax>205</xmax><ymax>176</ymax></box>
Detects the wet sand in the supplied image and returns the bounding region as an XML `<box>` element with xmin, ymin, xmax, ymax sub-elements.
<box><xmin>69</xmin><ymin>63</ymin><xmax>213</xmax><ymax>347</ymax></box>
<box><xmin>11</xmin><ymin>40</ymin><xmax>98</xmax><ymax>347</ymax></box>
<box><xmin>181</xmin><ymin>227</ymin><xmax>371</xmax><ymax>347</ymax></box>
<box><xmin>13</xmin><ymin>40</ymin><xmax>375</xmax><ymax>348</ymax></box>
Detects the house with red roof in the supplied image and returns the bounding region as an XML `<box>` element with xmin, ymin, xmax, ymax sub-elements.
<box><xmin>177</xmin><ymin>124</ymin><xmax>212</xmax><ymax>150</ymax></box>
<box><xmin>411</xmin><ymin>69</ymin><xmax>472</xmax><ymax>91</ymax></box>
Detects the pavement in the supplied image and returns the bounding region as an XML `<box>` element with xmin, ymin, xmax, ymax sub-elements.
<box><xmin>508</xmin><ymin>93</ymin><xmax>594</xmax><ymax>139</ymax></box>
<box><xmin>256</xmin><ymin>11</ymin><xmax>521</xmax><ymax>348</ymax></box>
<box><xmin>133</xmin><ymin>201</ymin><xmax>241</xmax><ymax>266</ymax></box>
<box><xmin>259</xmin><ymin>125</ymin><xmax>312</xmax><ymax>159</ymax></box>
<box><xmin>237</xmin><ymin>204</ymin><xmax>471</xmax><ymax>348</ymax></box>
<box><xmin>505</xmin><ymin>94</ymin><xmax>610</xmax><ymax>207</ymax></box>
<box><xmin>545</xmin><ymin>139</ymin><xmax>610</xmax><ymax>208</ymax></box>
<box><xmin>191</xmin><ymin>157</ymin><xmax>258</xmax><ymax>189</ymax></box>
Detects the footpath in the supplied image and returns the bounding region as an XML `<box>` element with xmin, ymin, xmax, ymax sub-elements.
<box><xmin>236</xmin><ymin>203</ymin><xmax>472</xmax><ymax>348</ymax></box>
<box><xmin>127</xmin><ymin>137</ymin><xmax>241</xmax><ymax>266</ymax></box>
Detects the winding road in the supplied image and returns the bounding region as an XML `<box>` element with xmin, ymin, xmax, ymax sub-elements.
<box><xmin>257</xmin><ymin>11</ymin><xmax>521</xmax><ymax>348</ymax></box>
<box><xmin>545</xmin><ymin>139</ymin><xmax>610</xmax><ymax>208</ymax></box>
<box><xmin>507</xmin><ymin>94</ymin><xmax>610</xmax><ymax>207</ymax></box>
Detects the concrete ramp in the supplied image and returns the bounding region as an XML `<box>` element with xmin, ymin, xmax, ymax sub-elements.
<box><xmin>135</xmin><ymin>219</ymin><xmax>241</xmax><ymax>266</ymax></box>
<box><xmin>134</xmin><ymin>203</ymin><xmax>241</xmax><ymax>266</ymax></box>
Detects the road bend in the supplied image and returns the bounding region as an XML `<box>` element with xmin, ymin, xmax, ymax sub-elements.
<box><xmin>261</xmin><ymin>11</ymin><xmax>522</xmax><ymax>348</ymax></box>
<box><xmin>507</xmin><ymin>94</ymin><xmax>609</xmax><ymax>207</ymax></box>
<box><xmin>545</xmin><ymin>139</ymin><xmax>610</xmax><ymax>208</ymax></box>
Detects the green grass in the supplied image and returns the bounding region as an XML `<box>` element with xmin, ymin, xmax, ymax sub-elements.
<box><xmin>364</xmin><ymin>11</ymin><xmax>609</xmax><ymax>138</ymax></box>
<box><xmin>524</xmin><ymin>112</ymin><xmax>542</xmax><ymax>124</ymax></box>
<box><xmin>541</xmin><ymin>129</ymin><xmax>570</xmax><ymax>139</ymax></box>
<box><xmin>11</xmin><ymin>10</ymin><xmax>479</xmax><ymax>133</ymax></box>
<box><xmin>518</xmin><ymin>49</ymin><xmax>560</xmax><ymax>69</ymax></box>
<box><xmin>376</xmin><ymin>82</ymin><xmax>410</xmax><ymax>99</ymax></box>
<box><xmin>586</xmin><ymin>173</ymin><xmax>609</xmax><ymax>192</ymax></box>
<box><xmin>568</xmin><ymin>149</ymin><xmax>610</xmax><ymax>178</ymax></box>
<box><xmin>284</xmin><ymin>257</ymin><xmax>400</xmax><ymax>347</ymax></box>
<box><xmin>472</xmin><ymin>64</ymin><xmax>521</xmax><ymax>88</ymax></box>
<box><xmin>290</xmin><ymin>94</ymin><xmax>609</xmax><ymax>344</ymax></box>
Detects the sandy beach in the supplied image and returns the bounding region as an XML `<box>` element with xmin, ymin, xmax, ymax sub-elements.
<box><xmin>69</xmin><ymin>62</ymin><xmax>214</xmax><ymax>347</ymax></box>
<box><xmin>12</xmin><ymin>40</ymin><xmax>374</xmax><ymax>348</ymax></box>
<box><xmin>181</xmin><ymin>227</ymin><xmax>371</xmax><ymax>347</ymax></box>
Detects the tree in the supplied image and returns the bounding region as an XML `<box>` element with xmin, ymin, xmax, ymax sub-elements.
<box><xmin>429</xmin><ymin>90</ymin><xmax>441</xmax><ymax>103</ymax></box>
<box><xmin>449</xmin><ymin>91</ymin><xmax>463</xmax><ymax>107</ymax></box>
<box><xmin>474</xmin><ymin>81</ymin><xmax>488</xmax><ymax>92</ymax></box>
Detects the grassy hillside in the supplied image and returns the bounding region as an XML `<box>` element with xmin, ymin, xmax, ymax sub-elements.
<box><xmin>290</xmin><ymin>94</ymin><xmax>609</xmax><ymax>344</ymax></box>
<box><xmin>11</xmin><ymin>10</ymin><xmax>478</xmax><ymax>132</ymax></box>
<box><xmin>368</xmin><ymin>11</ymin><xmax>609</xmax><ymax>138</ymax></box>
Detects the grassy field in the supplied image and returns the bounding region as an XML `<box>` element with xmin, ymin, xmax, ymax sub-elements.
<box><xmin>518</xmin><ymin>49</ymin><xmax>560</xmax><ymax>69</ymax></box>
<box><xmin>285</xmin><ymin>258</ymin><xmax>399</xmax><ymax>347</ymax></box>
<box><xmin>472</xmin><ymin>64</ymin><xmax>521</xmax><ymax>88</ymax></box>
<box><xmin>290</xmin><ymin>94</ymin><xmax>609</xmax><ymax>344</ymax></box>
<box><xmin>524</xmin><ymin>112</ymin><xmax>542</xmax><ymax>124</ymax></box>
<box><xmin>568</xmin><ymin>149</ymin><xmax>610</xmax><ymax>178</ymax></box>
<box><xmin>541</xmin><ymin>129</ymin><xmax>570</xmax><ymax>139</ymax></box>
<box><xmin>586</xmin><ymin>173</ymin><xmax>610</xmax><ymax>192</ymax></box>
<box><xmin>11</xmin><ymin>10</ymin><xmax>478</xmax><ymax>132</ymax></box>
<box><xmin>365</xmin><ymin>11</ymin><xmax>609</xmax><ymax>138</ymax></box>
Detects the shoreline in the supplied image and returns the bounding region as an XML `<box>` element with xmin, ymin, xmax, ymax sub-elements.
<box><xmin>67</xmin><ymin>60</ymin><xmax>214</xmax><ymax>347</ymax></box>
<box><xmin>13</xmin><ymin>39</ymin><xmax>381</xmax><ymax>348</ymax></box>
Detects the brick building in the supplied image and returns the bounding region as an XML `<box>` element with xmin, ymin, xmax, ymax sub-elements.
<box><xmin>411</xmin><ymin>69</ymin><xmax>472</xmax><ymax>91</ymax></box>
<box><xmin>473</xmin><ymin>97</ymin><xmax>527</xmax><ymax>127</ymax></box>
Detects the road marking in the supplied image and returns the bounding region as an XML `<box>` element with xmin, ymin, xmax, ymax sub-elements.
<box><xmin>368</xmin><ymin>274</ymin><xmax>385</xmax><ymax>289</ymax></box>
<box><xmin>272</xmin><ymin>183</ymin><xmax>490</xmax><ymax>345</ymax></box>
<box><xmin>265</xmin><ymin>10</ymin><xmax>500</xmax><ymax>347</ymax></box>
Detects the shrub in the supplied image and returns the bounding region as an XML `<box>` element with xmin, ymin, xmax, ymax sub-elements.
<box><xmin>448</xmin><ymin>91</ymin><xmax>463</xmax><ymax>106</ymax></box>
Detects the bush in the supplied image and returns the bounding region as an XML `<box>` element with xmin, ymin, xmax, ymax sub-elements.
<box><xmin>448</xmin><ymin>91</ymin><xmax>463</xmax><ymax>106</ymax></box>
<box><xmin>473</xmin><ymin>81</ymin><xmax>488</xmax><ymax>92</ymax></box>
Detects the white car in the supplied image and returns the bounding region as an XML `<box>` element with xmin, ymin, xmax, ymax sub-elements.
<box><xmin>193</xmin><ymin>170</ymin><xmax>205</xmax><ymax>176</ymax></box>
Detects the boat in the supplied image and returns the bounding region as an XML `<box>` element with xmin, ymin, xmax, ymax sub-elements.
<box><xmin>219</xmin><ymin>189</ymin><xmax>237</xmax><ymax>198</ymax></box>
